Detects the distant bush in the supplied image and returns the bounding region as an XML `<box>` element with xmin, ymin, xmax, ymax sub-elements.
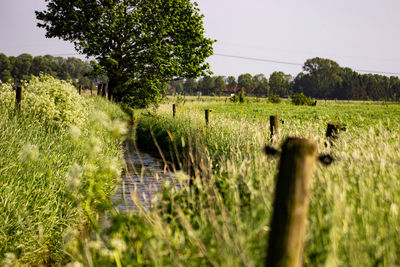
<box><xmin>229</xmin><ymin>94</ymin><xmax>238</xmax><ymax>103</ymax></box>
<box><xmin>268</xmin><ymin>94</ymin><xmax>281</xmax><ymax>103</ymax></box>
<box><xmin>291</xmin><ymin>93</ymin><xmax>316</xmax><ymax>106</ymax></box>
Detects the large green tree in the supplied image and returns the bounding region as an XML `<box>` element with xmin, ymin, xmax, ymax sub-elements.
<box><xmin>183</xmin><ymin>78</ymin><xmax>197</xmax><ymax>94</ymax></box>
<box><xmin>36</xmin><ymin>0</ymin><xmax>214</xmax><ymax>107</ymax></box>
<box><xmin>213</xmin><ymin>76</ymin><xmax>226</xmax><ymax>90</ymax></box>
<box><xmin>0</xmin><ymin>53</ymin><xmax>11</xmax><ymax>82</ymax></box>
<box><xmin>302</xmin><ymin>57</ymin><xmax>342</xmax><ymax>98</ymax></box>
<box><xmin>237</xmin><ymin>73</ymin><xmax>253</xmax><ymax>93</ymax></box>
<box><xmin>269</xmin><ymin>71</ymin><xmax>292</xmax><ymax>97</ymax></box>
<box><xmin>251</xmin><ymin>73</ymin><xmax>269</xmax><ymax>96</ymax></box>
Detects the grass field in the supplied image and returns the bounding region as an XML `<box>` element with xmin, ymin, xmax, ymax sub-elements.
<box><xmin>68</xmin><ymin>96</ymin><xmax>400</xmax><ymax>266</ymax></box>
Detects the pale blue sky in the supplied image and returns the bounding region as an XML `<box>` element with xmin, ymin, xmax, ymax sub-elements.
<box><xmin>1</xmin><ymin>0</ymin><xmax>400</xmax><ymax>77</ymax></box>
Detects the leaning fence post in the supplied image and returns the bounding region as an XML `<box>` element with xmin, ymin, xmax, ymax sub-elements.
<box><xmin>266</xmin><ymin>137</ymin><xmax>317</xmax><ymax>267</ymax></box>
<box><xmin>270</xmin><ymin>115</ymin><xmax>279</xmax><ymax>139</ymax></box>
<box><xmin>15</xmin><ymin>85</ymin><xmax>22</xmax><ymax>116</ymax></box>
<box><xmin>205</xmin><ymin>109</ymin><xmax>211</xmax><ymax>125</ymax></box>
<box><xmin>173</xmin><ymin>104</ymin><xmax>176</xmax><ymax>118</ymax></box>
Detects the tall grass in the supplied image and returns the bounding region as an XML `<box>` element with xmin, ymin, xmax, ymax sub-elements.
<box><xmin>69</xmin><ymin>98</ymin><xmax>400</xmax><ymax>267</ymax></box>
<box><xmin>0</xmin><ymin>77</ymin><xmax>128</xmax><ymax>265</ymax></box>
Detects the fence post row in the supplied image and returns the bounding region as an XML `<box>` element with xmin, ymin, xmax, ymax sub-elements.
<box><xmin>266</xmin><ymin>137</ymin><xmax>317</xmax><ymax>267</ymax></box>
<box><xmin>205</xmin><ymin>109</ymin><xmax>211</xmax><ymax>125</ymax></box>
<box><xmin>15</xmin><ymin>85</ymin><xmax>22</xmax><ymax>116</ymax></box>
<box><xmin>270</xmin><ymin>115</ymin><xmax>279</xmax><ymax>139</ymax></box>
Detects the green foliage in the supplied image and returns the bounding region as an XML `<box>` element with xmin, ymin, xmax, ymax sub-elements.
<box><xmin>268</xmin><ymin>94</ymin><xmax>281</xmax><ymax>103</ymax></box>
<box><xmin>229</xmin><ymin>94</ymin><xmax>239</xmax><ymax>103</ymax></box>
<box><xmin>36</xmin><ymin>0</ymin><xmax>215</xmax><ymax>107</ymax></box>
<box><xmin>0</xmin><ymin>74</ymin><xmax>87</xmax><ymax>128</ymax></box>
<box><xmin>238</xmin><ymin>73</ymin><xmax>253</xmax><ymax>92</ymax></box>
<box><xmin>0</xmin><ymin>76</ymin><xmax>127</xmax><ymax>265</ymax></box>
<box><xmin>121</xmin><ymin>79</ymin><xmax>165</xmax><ymax>109</ymax></box>
<box><xmin>292</xmin><ymin>57</ymin><xmax>400</xmax><ymax>101</ymax></box>
<box><xmin>252</xmin><ymin>73</ymin><xmax>269</xmax><ymax>96</ymax></box>
<box><xmin>269</xmin><ymin>71</ymin><xmax>291</xmax><ymax>96</ymax></box>
<box><xmin>291</xmin><ymin>93</ymin><xmax>316</xmax><ymax>106</ymax></box>
<box><xmin>0</xmin><ymin>53</ymin><xmax>95</xmax><ymax>86</ymax></box>
<box><xmin>228</xmin><ymin>89</ymin><xmax>245</xmax><ymax>103</ymax></box>
<box><xmin>239</xmin><ymin>87</ymin><xmax>245</xmax><ymax>103</ymax></box>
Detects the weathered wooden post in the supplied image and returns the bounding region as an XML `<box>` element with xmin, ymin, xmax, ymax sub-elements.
<box><xmin>108</xmin><ymin>87</ymin><xmax>112</xmax><ymax>101</ymax></box>
<box><xmin>173</xmin><ymin>104</ymin><xmax>176</xmax><ymax>118</ymax></box>
<box><xmin>79</xmin><ymin>84</ymin><xmax>82</xmax><ymax>95</ymax></box>
<box><xmin>15</xmin><ymin>85</ymin><xmax>22</xmax><ymax>115</ymax></box>
<box><xmin>326</xmin><ymin>122</ymin><xmax>341</xmax><ymax>139</ymax></box>
<box><xmin>205</xmin><ymin>109</ymin><xmax>211</xmax><ymax>125</ymax></box>
<box><xmin>270</xmin><ymin>115</ymin><xmax>279</xmax><ymax>139</ymax></box>
<box><xmin>101</xmin><ymin>83</ymin><xmax>106</xmax><ymax>97</ymax></box>
<box><xmin>97</xmin><ymin>84</ymin><xmax>102</xmax><ymax>96</ymax></box>
<box><xmin>266</xmin><ymin>137</ymin><xmax>318</xmax><ymax>267</ymax></box>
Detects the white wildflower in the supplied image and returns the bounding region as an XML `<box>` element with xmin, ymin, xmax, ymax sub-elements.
<box><xmin>110</xmin><ymin>238</ymin><xmax>127</xmax><ymax>252</ymax></box>
<box><xmin>108</xmin><ymin>119</ymin><xmax>128</xmax><ymax>137</ymax></box>
<box><xmin>390</xmin><ymin>203</ymin><xmax>398</xmax><ymax>217</ymax></box>
<box><xmin>18</xmin><ymin>144</ymin><xmax>39</xmax><ymax>163</ymax></box>
<box><xmin>174</xmin><ymin>171</ymin><xmax>189</xmax><ymax>183</ymax></box>
<box><xmin>65</xmin><ymin>261</ymin><xmax>84</xmax><ymax>267</ymax></box>
<box><xmin>69</xmin><ymin>125</ymin><xmax>81</xmax><ymax>140</ymax></box>
<box><xmin>67</xmin><ymin>163</ymin><xmax>82</xmax><ymax>190</ymax></box>
<box><xmin>2</xmin><ymin>253</ymin><xmax>17</xmax><ymax>267</ymax></box>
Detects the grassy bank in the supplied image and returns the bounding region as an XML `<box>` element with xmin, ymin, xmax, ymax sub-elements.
<box><xmin>0</xmin><ymin>76</ymin><xmax>128</xmax><ymax>265</ymax></box>
<box><xmin>69</xmin><ymin>98</ymin><xmax>400</xmax><ymax>266</ymax></box>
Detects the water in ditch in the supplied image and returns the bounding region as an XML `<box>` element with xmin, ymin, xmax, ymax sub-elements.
<box><xmin>112</xmin><ymin>143</ymin><xmax>179</xmax><ymax>212</ymax></box>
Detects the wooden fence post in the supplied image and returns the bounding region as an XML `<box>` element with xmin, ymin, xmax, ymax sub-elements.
<box><xmin>15</xmin><ymin>85</ymin><xmax>22</xmax><ymax>116</ymax></box>
<box><xmin>101</xmin><ymin>83</ymin><xmax>106</xmax><ymax>97</ymax></box>
<box><xmin>97</xmin><ymin>84</ymin><xmax>102</xmax><ymax>96</ymax></box>
<box><xmin>270</xmin><ymin>115</ymin><xmax>279</xmax><ymax>139</ymax></box>
<box><xmin>326</xmin><ymin>122</ymin><xmax>341</xmax><ymax>139</ymax></box>
<box><xmin>79</xmin><ymin>85</ymin><xmax>82</xmax><ymax>95</ymax></box>
<box><xmin>205</xmin><ymin>109</ymin><xmax>211</xmax><ymax>125</ymax></box>
<box><xmin>266</xmin><ymin>137</ymin><xmax>317</xmax><ymax>267</ymax></box>
<box><xmin>173</xmin><ymin>104</ymin><xmax>176</xmax><ymax>118</ymax></box>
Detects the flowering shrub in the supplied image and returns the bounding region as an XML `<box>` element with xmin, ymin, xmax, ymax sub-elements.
<box><xmin>0</xmin><ymin>74</ymin><xmax>87</xmax><ymax>127</ymax></box>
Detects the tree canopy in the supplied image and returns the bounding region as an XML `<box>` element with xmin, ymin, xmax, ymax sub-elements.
<box><xmin>0</xmin><ymin>53</ymin><xmax>97</xmax><ymax>88</ymax></box>
<box><xmin>36</xmin><ymin>0</ymin><xmax>214</xmax><ymax>107</ymax></box>
<box><xmin>293</xmin><ymin>57</ymin><xmax>400</xmax><ymax>101</ymax></box>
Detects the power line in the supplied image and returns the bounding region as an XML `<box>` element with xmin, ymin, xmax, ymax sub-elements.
<box><xmin>43</xmin><ymin>51</ymin><xmax>400</xmax><ymax>76</ymax></box>
<box><xmin>212</xmin><ymin>53</ymin><xmax>303</xmax><ymax>67</ymax></box>
<box><xmin>212</xmin><ymin>52</ymin><xmax>400</xmax><ymax>76</ymax></box>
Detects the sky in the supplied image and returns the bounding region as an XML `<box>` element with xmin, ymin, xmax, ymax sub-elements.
<box><xmin>1</xmin><ymin>0</ymin><xmax>400</xmax><ymax>78</ymax></box>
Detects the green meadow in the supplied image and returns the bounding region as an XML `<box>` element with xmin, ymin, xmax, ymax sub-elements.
<box><xmin>80</xmin><ymin>97</ymin><xmax>400</xmax><ymax>266</ymax></box>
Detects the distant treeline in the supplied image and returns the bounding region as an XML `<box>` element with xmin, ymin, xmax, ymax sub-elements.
<box><xmin>169</xmin><ymin>57</ymin><xmax>400</xmax><ymax>101</ymax></box>
<box><xmin>0</xmin><ymin>53</ymin><xmax>103</xmax><ymax>88</ymax></box>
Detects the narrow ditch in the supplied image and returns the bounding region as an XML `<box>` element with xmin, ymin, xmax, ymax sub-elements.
<box><xmin>112</xmin><ymin>141</ymin><xmax>178</xmax><ymax>212</ymax></box>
